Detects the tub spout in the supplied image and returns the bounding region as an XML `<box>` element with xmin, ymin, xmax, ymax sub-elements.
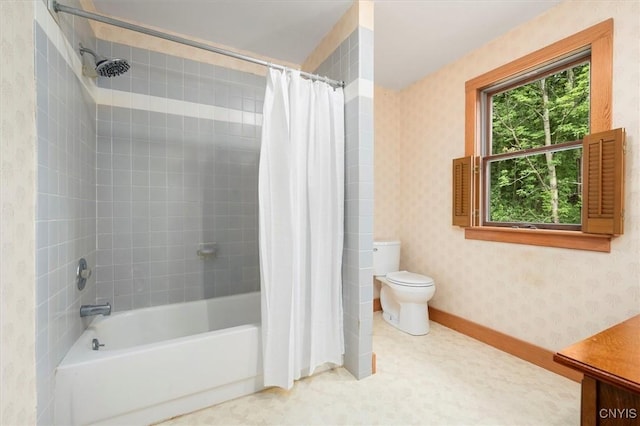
<box><xmin>80</xmin><ymin>303</ymin><xmax>111</xmax><ymax>317</ymax></box>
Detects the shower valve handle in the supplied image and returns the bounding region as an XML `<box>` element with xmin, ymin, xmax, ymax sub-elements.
<box><xmin>80</xmin><ymin>268</ymin><xmax>92</xmax><ymax>280</ymax></box>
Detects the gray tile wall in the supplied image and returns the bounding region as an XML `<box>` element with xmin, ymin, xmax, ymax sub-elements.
<box><xmin>91</xmin><ymin>42</ymin><xmax>264</xmax><ymax>312</ymax></box>
<box><xmin>95</xmin><ymin>107</ymin><xmax>260</xmax><ymax>311</ymax></box>
<box><xmin>35</xmin><ymin>22</ymin><xmax>97</xmax><ymax>425</ymax></box>
<box><xmin>94</xmin><ymin>40</ymin><xmax>265</xmax><ymax>109</ymax></box>
<box><xmin>315</xmin><ymin>28</ymin><xmax>375</xmax><ymax>379</ymax></box>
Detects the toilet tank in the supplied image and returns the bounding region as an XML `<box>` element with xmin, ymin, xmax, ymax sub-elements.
<box><xmin>373</xmin><ymin>240</ymin><xmax>401</xmax><ymax>276</ymax></box>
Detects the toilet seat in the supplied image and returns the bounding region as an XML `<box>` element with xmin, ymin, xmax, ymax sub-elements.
<box><xmin>387</xmin><ymin>270</ymin><xmax>434</xmax><ymax>287</ymax></box>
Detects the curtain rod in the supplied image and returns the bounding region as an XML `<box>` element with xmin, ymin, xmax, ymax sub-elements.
<box><xmin>52</xmin><ymin>1</ymin><xmax>345</xmax><ymax>88</ymax></box>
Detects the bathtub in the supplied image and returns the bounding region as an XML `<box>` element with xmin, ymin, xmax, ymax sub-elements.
<box><xmin>54</xmin><ymin>292</ymin><xmax>263</xmax><ymax>425</ymax></box>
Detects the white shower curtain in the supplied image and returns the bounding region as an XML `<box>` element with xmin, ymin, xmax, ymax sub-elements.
<box><xmin>259</xmin><ymin>68</ymin><xmax>344</xmax><ymax>390</ymax></box>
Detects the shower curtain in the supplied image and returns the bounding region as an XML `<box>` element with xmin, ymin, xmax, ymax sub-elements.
<box><xmin>259</xmin><ymin>68</ymin><xmax>344</xmax><ymax>390</ymax></box>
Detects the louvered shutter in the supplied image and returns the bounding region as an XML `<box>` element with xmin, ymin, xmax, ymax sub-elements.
<box><xmin>582</xmin><ymin>128</ymin><xmax>625</xmax><ymax>235</ymax></box>
<box><xmin>452</xmin><ymin>156</ymin><xmax>473</xmax><ymax>227</ymax></box>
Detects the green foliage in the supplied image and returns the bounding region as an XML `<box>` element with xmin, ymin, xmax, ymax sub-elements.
<box><xmin>488</xmin><ymin>62</ymin><xmax>589</xmax><ymax>225</ymax></box>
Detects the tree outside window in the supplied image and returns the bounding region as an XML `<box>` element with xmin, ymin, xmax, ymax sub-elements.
<box><xmin>484</xmin><ymin>61</ymin><xmax>590</xmax><ymax>229</ymax></box>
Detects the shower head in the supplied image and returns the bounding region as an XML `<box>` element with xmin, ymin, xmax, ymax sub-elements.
<box><xmin>95</xmin><ymin>57</ymin><xmax>130</xmax><ymax>78</ymax></box>
<box><xmin>79</xmin><ymin>44</ymin><xmax>130</xmax><ymax>78</ymax></box>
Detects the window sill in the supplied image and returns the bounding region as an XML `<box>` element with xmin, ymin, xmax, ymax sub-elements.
<box><xmin>464</xmin><ymin>226</ymin><xmax>611</xmax><ymax>252</ymax></box>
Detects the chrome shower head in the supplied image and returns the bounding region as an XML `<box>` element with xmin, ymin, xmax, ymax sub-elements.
<box><xmin>95</xmin><ymin>57</ymin><xmax>130</xmax><ymax>78</ymax></box>
<box><xmin>79</xmin><ymin>43</ymin><xmax>130</xmax><ymax>78</ymax></box>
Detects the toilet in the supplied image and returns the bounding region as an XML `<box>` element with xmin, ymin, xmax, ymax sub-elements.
<box><xmin>373</xmin><ymin>240</ymin><xmax>435</xmax><ymax>335</ymax></box>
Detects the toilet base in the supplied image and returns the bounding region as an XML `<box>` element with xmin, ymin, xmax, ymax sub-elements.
<box><xmin>380</xmin><ymin>286</ymin><xmax>430</xmax><ymax>336</ymax></box>
<box><xmin>382</xmin><ymin>304</ymin><xmax>430</xmax><ymax>336</ymax></box>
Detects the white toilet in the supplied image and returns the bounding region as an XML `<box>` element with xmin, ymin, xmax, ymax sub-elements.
<box><xmin>373</xmin><ymin>240</ymin><xmax>436</xmax><ymax>335</ymax></box>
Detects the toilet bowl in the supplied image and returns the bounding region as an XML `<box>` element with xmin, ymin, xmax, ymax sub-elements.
<box><xmin>379</xmin><ymin>271</ymin><xmax>435</xmax><ymax>335</ymax></box>
<box><xmin>373</xmin><ymin>241</ymin><xmax>436</xmax><ymax>336</ymax></box>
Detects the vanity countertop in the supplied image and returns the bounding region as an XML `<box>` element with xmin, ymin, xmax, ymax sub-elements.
<box><xmin>554</xmin><ymin>314</ymin><xmax>640</xmax><ymax>394</ymax></box>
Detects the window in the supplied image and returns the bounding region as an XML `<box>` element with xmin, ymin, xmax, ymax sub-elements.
<box><xmin>452</xmin><ymin>19</ymin><xmax>625</xmax><ymax>252</ymax></box>
<box><xmin>484</xmin><ymin>58</ymin><xmax>589</xmax><ymax>230</ymax></box>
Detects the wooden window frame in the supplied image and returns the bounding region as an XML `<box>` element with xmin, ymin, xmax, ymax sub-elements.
<box><xmin>463</xmin><ymin>19</ymin><xmax>614</xmax><ymax>252</ymax></box>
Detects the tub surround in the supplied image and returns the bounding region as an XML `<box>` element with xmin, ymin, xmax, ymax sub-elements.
<box><xmin>34</xmin><ymin>12</ymin><xmax>98</xmax><ymax>423</ymax></box>
<box><xmin>33</xmin><ymin>7</ymin><xmax>262</xmax><ymax>420</ymax></box>
<box><xmin>94</xmin><ymin>98</ymin><xmax>262</xmax><ymax>312</ymax></box>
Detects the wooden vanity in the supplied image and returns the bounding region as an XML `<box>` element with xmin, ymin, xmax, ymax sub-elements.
<box><xmin>554</xmin><ymin>314</ymin><xmax>640</xmax><ymax>425</ymax></box>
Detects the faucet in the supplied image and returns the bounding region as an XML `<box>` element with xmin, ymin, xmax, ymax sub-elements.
<box><xmin>80</xmin><ymin>302</ymin><xmax>111</xmax><ymax>317</ymax></box>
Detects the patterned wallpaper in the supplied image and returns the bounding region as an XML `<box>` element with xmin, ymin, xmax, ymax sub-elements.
<box><xmin>0</xmin><ymin>2</ymin><xmax>37</xmax><ymax>425</ymax></box>
<box><xmin>373</xmin><ymin>85</ymin><xmax>400</xmax><ymax>241</ymax></box>
<box><xmin>391</xmin><ymin>0</ymin><xmax>640</xmax><ymax>351</ymax></box>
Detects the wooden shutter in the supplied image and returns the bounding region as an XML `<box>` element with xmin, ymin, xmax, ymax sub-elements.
<box><xmin>582</xmin><ymin>128</ymin><xmax>625</xmax><ymax>235</ymax></box>
<box><xmin>452</xmin><ymin>156</ymin><xmax>473</xmax><ymax>227</ymax></box>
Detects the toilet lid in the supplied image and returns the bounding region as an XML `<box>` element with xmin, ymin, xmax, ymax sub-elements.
<box><xmin>387</xmin><ymin>270</ymin><xmax>434</xmax><ymax>287</ymax></box>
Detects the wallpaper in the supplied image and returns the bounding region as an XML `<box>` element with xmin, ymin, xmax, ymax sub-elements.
<box><xmin>392</xmin><ymin>0</ymin><xmax>640</xmax><ymax>350</ymax></box>
<box><xmin>0</xmin><ymin>2</ymin><xmax>38</xmax><ymax>424</ymax></box>
<box><xmin>373</xmin><ymin>85</ymin><xmax>401</xmax><ymax>242</ymax></box>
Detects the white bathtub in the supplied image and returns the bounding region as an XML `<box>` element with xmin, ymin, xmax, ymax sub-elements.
<box><xmin>54</xmin><ymin>292</ymin><xmax>263</xmax><ymax>425</ymax></box>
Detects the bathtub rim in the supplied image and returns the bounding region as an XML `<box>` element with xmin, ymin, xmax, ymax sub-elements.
<box><xmin>59</xmin><ymin>291</ymin><xmax>261</xmax><ymax>366</ymax></box>
<box><xmin>58</xmin><ymin>322</ymin><xmax>262</xmax><ymax>367</ymax></box>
